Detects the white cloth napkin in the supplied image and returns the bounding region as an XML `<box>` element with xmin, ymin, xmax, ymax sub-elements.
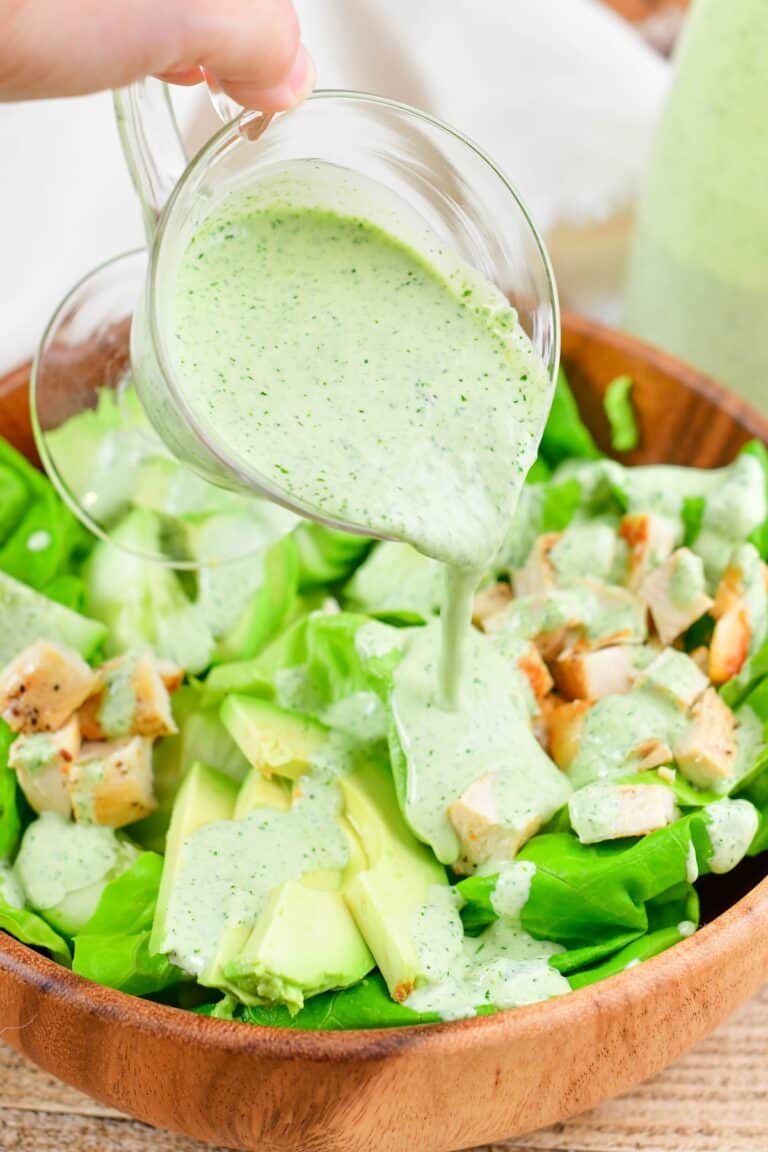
<box><xmin>0</xmin><ymin>0</ymin><xmax>668</xmax><ymax>375</ymax></box>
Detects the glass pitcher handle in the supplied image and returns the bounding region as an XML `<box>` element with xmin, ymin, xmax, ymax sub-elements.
<box><xmin>115</xmin><ymin>76</ymin><xmax>273</xmax><ymax>242</ymax></box>
<box><xmin>201</xmin><ymin>68</ymin><xmax>242</xmax><ymax>125</ymax></box>
<box><xmin>114</xmin><ymin>80</ymin><xmax>188</xmax><ymax>241</ymax></box>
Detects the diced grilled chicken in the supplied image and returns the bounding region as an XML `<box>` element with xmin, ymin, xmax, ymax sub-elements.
<box><xmin>532</xmin><ymin>695</ymin><xmax>556</xmax><ymax>749</ymax></box>
<box><xmin>472</xmin><ymin>582</ymin><xmax>514</xmax><ymax>631</ymax></box>
<box><xmin>619</xmin><ymin>513</ymin><xmax>678</xmax><ymax>591</ymax></box>
<box><xmin>156</xmin><ymin>659</ymin><xmax>184</xmax><ymax>694</ymax></box>
<box><xmin>67</xmin><ymin>736</ymin><xmax>156</xmax><ymax>828</ymax></box>
<box><xmin>569</xmin><ymin>783</ymin><xmax>678</xmax><ymax>845</ymax></box>
<box><xmin>708</xmin><ymin>554</ymin><xmax>767</xmax><ymax>685</ymax></box>
<box><xmin>78</xmin><ymin>652</ymin><xmax>177</xmax><ymax>741</ymax></box>
<box><xmin>548</xmin><ymin>699</ymin><xmax>592</xmax><ymax>771</ymax></box>
<box><xmin>77</xmin><ymin>689</ymin><xmax>105</xmax><ymax>742</ymax></box>
<box><xmin>448</xmin><ymin>772</ymin><xmax>543</xmax><ymax>869</ymax></box>
<box><xmin>709</xmin><ymin>608</ymin><xmax>750</xmax><ymax>685</ymax></box>
<box><xmin>673</xmin><ymin>688</ymin><xmax>737</xmax><ymax>789</ymax></box>
<box><xmin>640</xmin><ymin>548</ymin><xmax>713</xmax><ymax>645</ymax></box>
<box><xmin>513</xmin><ymin>533</ymin><xmax>560</xmax><ymax>598</ymax></box>
<box><xmin>9</xmin><ymin>716</ymin><xmax>80</xmax><ymax>817</ymax></box>
<box><xmin>517</xmin><ymin>643</ymin><xmax>554</xmax><ymax>701</ymax></box>
<box><xmin>632</xmin><ymin>737</ymin><xmax>674</xmax><ymax>772</ymax></box>
<box><xmin>552</xmin><ymin>645</ymin><xmax>637</xmax><ymax>701</ymax></box>
<box><xmin>0</xmin><ymin>641</ymin><xmax>99</xmax><ymax>734</ymax></box>
<box><xmin>634</xmin><ymin>648</ymin><xmax>709</xmax><ymax>712</ymax></box>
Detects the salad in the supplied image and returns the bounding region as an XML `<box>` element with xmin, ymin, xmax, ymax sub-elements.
<box><xmin>0</xmin><ymin>371</ymin><xmax>766</xmax><ymax>1029</ymax></box>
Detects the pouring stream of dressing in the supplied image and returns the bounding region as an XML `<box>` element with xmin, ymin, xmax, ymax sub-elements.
<box><xmin>169</xmin><ymin>163</ymin><xmax>554</xmax><ymax>705</ymax></box>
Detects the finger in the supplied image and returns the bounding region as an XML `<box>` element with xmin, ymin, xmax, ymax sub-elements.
<box><xmin>215</xmin><ymin>43</ymin><xmax>315</xmax><ymax>112</ymax></box>
<box><xmin>1</xmin><ymin>0</ymin><xmax>306</xmax><ymax>109</ymax></box>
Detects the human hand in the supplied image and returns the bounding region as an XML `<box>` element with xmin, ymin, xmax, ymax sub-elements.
<box><xmin>0</xmin><ymin>0</ymin><xmax>314</xmax><ymax>110</ymax></box>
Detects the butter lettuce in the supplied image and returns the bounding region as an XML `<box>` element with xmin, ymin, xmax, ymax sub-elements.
<box><xmin>458</xmin><ymin>816</ymin><xmax>709</xmax><ymax>953</ymax></box>
<box><xmin>0</xmin><ymin>719</ymin><xmax>21</xmax><ymax>862</ymax></box>
<box><xmin>538</xmin><ymin>368</ymin><xmax>601</xmax><ymax>468</ymax></box>
<box><xmin>294</xmin><ymin>522</ymin><xmax>372</xmax><ymax>588</ymax></box>
<box><xmin>0</xmin><ymin>899</ymin><xmax>71</xmax><ymax>965</ymax></box>
<box><xmin>73</xmin><ymin>852</ymin><xmax>182</xmax><ymax>995</ymax></box>
<box><xmin>203</xmin><ymin>611</ymin><xmax>405</xmax><ymax>715</ymax></box>
<box><xmin>0</xmin><ymin>438</ymin><xmax>93</xmax><ymax>602</ymax></box>
<box><xmin>603</xmin><ymin>375</ymin><xmax>638</xmax><ymax>453</ymax></box>
<box><xmin>342</xmin><ymin>542</ymin><xmax>442</xmax><ymax>624</ymax></box>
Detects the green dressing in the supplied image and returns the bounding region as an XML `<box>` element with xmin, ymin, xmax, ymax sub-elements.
<box><xmin>390</xmin><ymin>621</ymin><xmax>570</xmax><ymax>865</ymax></box>
<box><xmin>98</xmin><ymin>656</ymin><xmax>138</xmax><ymax>738</ymax></box>
<box><xmin>405</xmin><ymin>887</ymin><xmax>568</xmax><ymax>1020</ymax></box>
<box><xmin>172</xmin><ymin>168</ymin><xmax>553</xmax><ymax>703</ymax></box>
<box><xmin>704</xmin><ymin>799</ymin><xmax>758</xmax><ymax>874</ymax></box>
<box><xmin>163</xmin><ymin>775</ymin><xmax>348</xmax><ymax>977</ymax></box>
<box><xmin>487</xmin><ymin>860</ymin><xmax>537</xmax><ymax>920</ymax></box>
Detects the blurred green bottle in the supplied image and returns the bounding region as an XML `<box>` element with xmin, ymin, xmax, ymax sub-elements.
<box><xmin>625</xmin><ymin>0</ymin><xmax>768</xmax><ymax>406</ymax></box>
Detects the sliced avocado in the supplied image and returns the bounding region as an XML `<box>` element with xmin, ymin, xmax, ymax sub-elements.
<box><xmin>221</xmin><ymin>696</ymin><xmax>328</xmax><ymax>781</ymax></box>
<box><xmin>340</xmin><ymin>758</ymin><xmax>448</xmax><ymax>1002</ymax></box>
<box><xmin>222</xmin><ymin>879</ymin><xmax>374</xmax><ymax>1010</ymax></box>
<box><xmin>150</xmin><ymin>762</ymin><xmax>238</xmax><ymax>956</ymax></box>
<box><xmin>199</xmin><ymin>757</ymin><xmax>299</xmax><ymax>986</ymax></box>
<box><xmin>234</xmin><ymin>767</ymin><xmax>291</xmax><ymax>820</ymax></box>
<box><xmin>217</xmin><ymin>776</ymin><xmax>372</xmax><ymax>1009</ymax></box>
<box><xmin>0</xmin><ymin>570</ymin><xmax>106</xmax><ymax>663</ymax></box>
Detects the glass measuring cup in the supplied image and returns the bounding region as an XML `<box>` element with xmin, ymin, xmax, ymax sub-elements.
<box><xmin>36</xmin><ymin>83</ymin><xmax>560</xmax><ymax>557</ymax></box>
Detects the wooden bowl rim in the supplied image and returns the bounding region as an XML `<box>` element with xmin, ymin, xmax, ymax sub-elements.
<box><xmin>2</xmin><ymin>313</ymin><xmax>768</xmax><ymax>1061</ymax></box>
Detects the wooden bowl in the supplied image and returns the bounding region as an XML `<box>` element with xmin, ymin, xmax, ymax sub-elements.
<box><xmin>0</xmin><ymin>314</ymin><xmax>767</xmax><ymax>1152</ymax></box>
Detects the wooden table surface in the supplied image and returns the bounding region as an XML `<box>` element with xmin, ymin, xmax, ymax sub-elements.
<box><xmin>0</xmin><ymin>983</ymin><xmax>765</xmax><ymax>1152</ymax></box>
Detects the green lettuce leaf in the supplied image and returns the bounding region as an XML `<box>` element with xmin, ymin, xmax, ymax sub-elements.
<box><xmin>0</xmin><ymin>900</ymin><xmax>71</xmax><ymax>965</ymax></box>
<box><xmin>0</xmin><ymin>438</ymin><xmax>92</xmax><ymax>588</ymax></box>
<box><xmin>210</xmin><ymin>535</ymin><xmax>301</xmax><ymax>664</ymax></box>
<box><xmin>603</xmin><ymin>375</ymin><xmax>638</xmax><ymax>453</ymax></box>
<box><xmin>538</xmin><ymin>476</ymin><xmax>583</xmax><ymax>533</ymax></box>
<box><xmin>0</xmin><ymin>719</ymin><xmax>21</xmax><ymax>861</ymax></box>
<box><xmin>293</xmin><ymin>523</ymin><xmax>373</xmax><ymax>588</ymax></box>
<box><xmin>342</xmin><ymin>542</ymin><xmax>442</xmax><ymax>624</ymax></box>
<box><xmin>202</xmin><ymin>612</ymin><xmax>404</xmax><ymax>715</ymax></box>
<box><xmin>41</xmin><ymin>574</ymin><xmax>88</xmax><ymax>612</ymax></box>
<box><xmin>198</xmin><ymin>971</ymin><xmax>500</xmax><ymax>1030</ymax></box>
<box><xmin>539</xmin><ymin>368</ymin><xmax>601</xmax><ymax>468</ymax></box>
<box><xmin>681</xmin><ymin>495</ymin><xmax>706</xmax><ymax>548</ymax></box>
<box><xmin>73</xmin><ymin>853</ymin><xmax>182</xmax><ymax>995</ymax></box>
<box><xmin>459</xmin><ymin>816</ymin><xmax>705</xmax><ymax>947</ymax></box>
<box><xmin>568</xmin><ymin>924</ymin><xmax>693</xmax><ymax>989</ymax></box>
<box><xmin>741</xmin><ymin>440</ymin><xmax>768</xmax><ymax>560</ymax></box>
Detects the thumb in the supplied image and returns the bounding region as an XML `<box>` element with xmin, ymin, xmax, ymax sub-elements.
<box><xmin>158</xmin><ymin>0</ymin><xmax>315</xmax><ymax>112</ymax></box>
